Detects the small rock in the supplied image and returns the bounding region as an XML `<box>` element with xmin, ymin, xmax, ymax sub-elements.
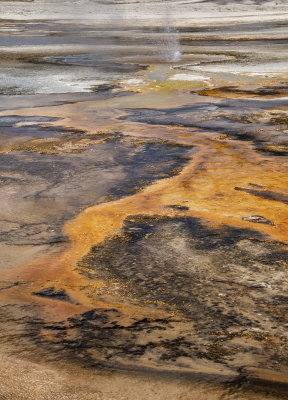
<box><xmin>242</xmin><ymin>215</ymin><xmax>275</xmax><ymax>225</ymax></box>
<box><xmin>89</xmin><ymin>84</ymin><xmax>119</xmax><ymax>93</ymax></box>
<box><xmin>167</xmin><ymin>204</ymin><xmax>189</xmax><ymax>211</ymax></box>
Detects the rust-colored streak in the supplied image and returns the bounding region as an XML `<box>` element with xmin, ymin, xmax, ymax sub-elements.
<box><xmin>0</xmin><ymin>90</ymin><xmax>287</xmax><ymax>320</ymax></box>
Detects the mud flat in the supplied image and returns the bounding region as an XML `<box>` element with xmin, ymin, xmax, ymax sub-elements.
<box><xmin>0</xmin><ymin>1</ymin><xmax>287</xmax><ymax>399</ymax></box>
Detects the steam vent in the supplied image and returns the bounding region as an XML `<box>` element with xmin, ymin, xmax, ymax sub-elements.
<box><xmin>0</xmin><ymin>1</ymin><xmax>287</xmax><ymax>398</ymax></box>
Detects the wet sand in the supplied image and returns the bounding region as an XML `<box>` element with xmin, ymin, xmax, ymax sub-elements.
<box><xmin>0</xmin><ymin>1</ymin><xmax>288</xmax><ymax>399</ymax></box>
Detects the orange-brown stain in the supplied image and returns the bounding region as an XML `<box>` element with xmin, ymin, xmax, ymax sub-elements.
<box><xmin>0</xmin><ymin>88</ymin><xmax>287</xmax><ymax>321</ymax></box>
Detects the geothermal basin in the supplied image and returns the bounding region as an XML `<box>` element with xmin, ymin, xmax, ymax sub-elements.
<box><xmin>0</xmin><ymin>0</ymin><xmax>288</xmax><ymax>399</ymax></box>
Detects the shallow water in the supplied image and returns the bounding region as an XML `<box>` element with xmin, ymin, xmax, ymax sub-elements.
<box><xmin>0</xmin><ymin>1</ymin><xmax>288</xmax><ymax>399</ymax></box>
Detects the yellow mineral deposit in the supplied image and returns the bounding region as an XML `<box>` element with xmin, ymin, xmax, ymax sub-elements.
<box><xmin>1</xmin><ymin>85</ymin><xmax>287</xmax><ymax>325</ymax></box>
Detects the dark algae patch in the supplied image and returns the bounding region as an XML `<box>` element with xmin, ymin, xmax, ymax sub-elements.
<box><xmin>235</xmin><ymin>187</ymin><xmax>288</xmax><ymax>205</ymax></box>
<box><xmin>33</xmin><ymin>215</ymin><xmax>288</xmax><ymax>380</ymax></box>
<box><xmin>198</xmin><ymin>85</ymin><xmax>288</xmax><ymax>98</ymax></box>
<box><xmin>120</xmin><ymin>100</ymin><xmax>288</xmax><ymax>156</ymax></box>
<box><xmin>0</xmin><ymin>131</ymin><xmax>192</xmax><ymax>250</ymax></box>
<box><xmin>32</xmin><ymin>287</ymin><xmax>71</xmax><ymax>302</ymax></box>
